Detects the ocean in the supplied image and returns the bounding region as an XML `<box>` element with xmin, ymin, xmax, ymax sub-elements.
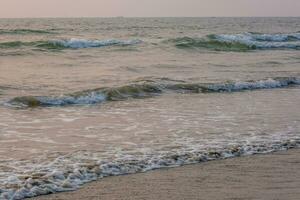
<box><xmin>0</xmin><ymin>17</ymin><xmax>300</xmax><ymax>199</ymax></box>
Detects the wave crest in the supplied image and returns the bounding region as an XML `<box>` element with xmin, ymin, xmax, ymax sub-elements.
<box><xmin>0</xmin><ymin>38</ymin><xmax>142</xmax><ymax>50</ymax></box>
<box><xmin>171</xmin><ymin>36</ymin><xmax>255</xmax><ymax>51</ymax></box>
<box><xmin>171</xmin><ymin>32</ymin><xmax>300</xmax><ymax>51</ymax></box>
<box><xmin>49</xmin><ymin>38</ymin><xmax>142</xmax><ymax>49</ymax></box>
<box><xmin>7</xmin><ymin>77</ymin><xmax>300</xmax><ymax>108</ymax></box>
<box><xmin>213</xmin><ymin>32</ymin><xmax>300</xmax><ymax>42</ymax></box>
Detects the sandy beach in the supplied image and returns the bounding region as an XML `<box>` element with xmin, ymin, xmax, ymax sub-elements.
<box><xmin>31</xmin><ymin>149</ymin><xmax>300</xmax><ymax>200</ymax></box>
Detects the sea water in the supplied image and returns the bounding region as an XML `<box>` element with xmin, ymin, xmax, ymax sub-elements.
<box><xmin>0</xmin><ymin>17</ymin><xmax>300</xmax><ymax>199</ymax></box>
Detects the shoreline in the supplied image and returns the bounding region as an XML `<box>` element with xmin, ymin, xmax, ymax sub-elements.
<box><xmin>31</xmin><ymin>148</ymin><xmax>300</xmax><ymax>200</ymax></box>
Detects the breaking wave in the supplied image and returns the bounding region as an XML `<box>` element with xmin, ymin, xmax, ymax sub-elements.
<box><xmin>171</xmin><ymin>32</ymin><xmax>300</xmax><ymax>51</ymax></box>
<box><xmin>7</xmin><ymin>77</ymin><xmax>300</xmax><ymax>108</ymax></box>
<box><xmin>218</xmin><ymin>32</ymin><xmax>300</xmax><ymax>42</ymax></box>
<box><xmin>49</xmin><ymin>38</ymin><xmax>142</xmax><ymax>49</ymax></box>
<box><xmin>0</xmin><ymin>38</ymin><xmax>142</xmax><ymax>50</ymax></box>
<box><xmin>0</xmin><ymin>139</ymin><xmax>299</xmax><ymax>200</ymax></box>
<box><xmin>8</xmin><ymin>83</ymin><xmax>162</xmax><ymax>107</ymax></box>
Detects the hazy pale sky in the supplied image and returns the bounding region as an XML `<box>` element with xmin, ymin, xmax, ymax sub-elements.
<box><xmin>0</xmin><ymin>0</ymin><xmax>299</xmax><ymax>18</ymax></box>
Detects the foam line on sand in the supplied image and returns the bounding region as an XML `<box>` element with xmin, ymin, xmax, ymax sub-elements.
<box><xmin>31</xmin><ymin>149</ymin><xmax>300</xmax><ymax>200</ymax></box>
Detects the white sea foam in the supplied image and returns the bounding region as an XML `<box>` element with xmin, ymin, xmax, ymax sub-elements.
<box><xmin>50</xmin><ymin>38</ymin><xmax>142</xmax><ymax>49</ymax></box>
<box><xmin>0</xmin><ymin>138</ymin><xmax>299</xmax><ymax>200</ymax></box>
<box><xmin>214</xmin><ymin>32</ymin><xmax>300</xmax><ymax>49</ymax></box>
<box><xmin>250</xmin><ymin>33</ymin><xmax>300</xmax><ymax>42</ymax></box>
<box><xmin>206</xmin><ymin>77</ymin><xmax>300</xmax><ymax>92</ymax></box>
<box><xmin>39</xmin><ymin>92</ymin><xmax>107</xmax><ymax>106</ymax></box>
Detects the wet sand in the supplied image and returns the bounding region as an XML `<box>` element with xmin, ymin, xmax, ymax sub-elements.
<box><xmin>32</xmin><ymin>149</ymin><xmax>300</xmax><ymax>200</ymax></box>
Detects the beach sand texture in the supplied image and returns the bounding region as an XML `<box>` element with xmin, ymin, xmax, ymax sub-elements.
<box><xmin>32</xmin><ymin>149</ymin><xmax>300</xmax><ymax>200</ymax></box>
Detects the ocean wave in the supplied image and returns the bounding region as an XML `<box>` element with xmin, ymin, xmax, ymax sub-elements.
<box><xmin>171</xmin><ymin>32</ymin><xmax>300</xmax><ymax>51</ymax></box>
<box><xmin>0</xmin><ymin>41</ymin><xmax>25</xmax><ymax>49</ymax></box>
<box><xmin>0</xmin><ymin>38</ymin><xmax>142</xmax><ymax>50</ymax></box>
<box><xmin>0</xmin><ymin>29</ymin><xmax>55</xmax><ymax>35</ymax></box>
<box><xmin>7</xmin><ymin>77</ymin><xmax>300</xmax><ymax>108</ymax></box>
<box><xmin>214</xmin><ymin>32</ymin><xmax>300</xmax><ymax>42</ymax></box>
<box><xmin>7</xmin><ymin>83</ymin><xmax>163</xmax><ymax>107</ymax></box>
<box><xmin>0</xmin><ymin>139</ymin><xmax>299</xmax><ymax>200</ymax></box>
<box><xmin>49</xmin><ymin>38</ymin><xmax>142</xmax><ymax>49</ymax></box>
<box><xmin>171</xmin><ymin>36</ymin><xmax>254</xmax><ymax>51</ymax></box>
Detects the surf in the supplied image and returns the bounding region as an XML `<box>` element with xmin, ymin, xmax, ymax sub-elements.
<box><xmin>7</xmin><ymin>77</ymin><xmax>300</xmax><ymax>108</ymax></box>
<box><xmin>170</xmin><ymin>32</ymin><xmax>300</xmax><ymax>51</ymax></box>
<box><xmin>0</xmin><ymin>38</ymin><xmax>142</xmax><ymax>50</ymax></box>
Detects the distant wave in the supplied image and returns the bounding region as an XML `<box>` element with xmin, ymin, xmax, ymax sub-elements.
<box><xmin>7</xmin><ymin>77</ymin><xmax>300</xmax><ymax>108</ymax></box>
<box><xmin>215</xmin><ymin>32</ymin><xmax>300</xmax><ymax>42</ymax></box>
<box><xmin>171</xmin><ymin>32</ymin><xmax>300</xmax><ymax>51</ymax></box>
<box><xmin>50</xmin><ymin>38</ymin><xmax>142</xmax><ymax>49</ymax></box>
<box><xmin>0</xmin><ymin>29</ymin><xmax>55</xmax><ymax>35</ymax></box>
<box><xmin>0</xmin><ymin>38</ymin><xmax>142</xmax><ymax>50</ymax></box>
<box><xmin>170</xmin><ymin>37</ymin><xmax>254</xmax><ymax>51</ymax></box>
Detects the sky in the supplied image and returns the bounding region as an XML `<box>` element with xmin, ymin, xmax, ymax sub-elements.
<box><xmin>0</xmin><ymin>0</ymin><xmax>299</xmax><ymax>18</ymax></box>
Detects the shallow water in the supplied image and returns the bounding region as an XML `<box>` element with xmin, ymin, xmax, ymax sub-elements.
<box><xmin>0</xmin><ymin>17</ymin><xmax>300</xmax><ymax>199</ymax></box>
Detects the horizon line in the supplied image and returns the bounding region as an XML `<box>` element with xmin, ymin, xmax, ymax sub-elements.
<box><xmin>0</xmin><ymin>16</ymin><xmax>300</xmax><ymax>19</ymax></box>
